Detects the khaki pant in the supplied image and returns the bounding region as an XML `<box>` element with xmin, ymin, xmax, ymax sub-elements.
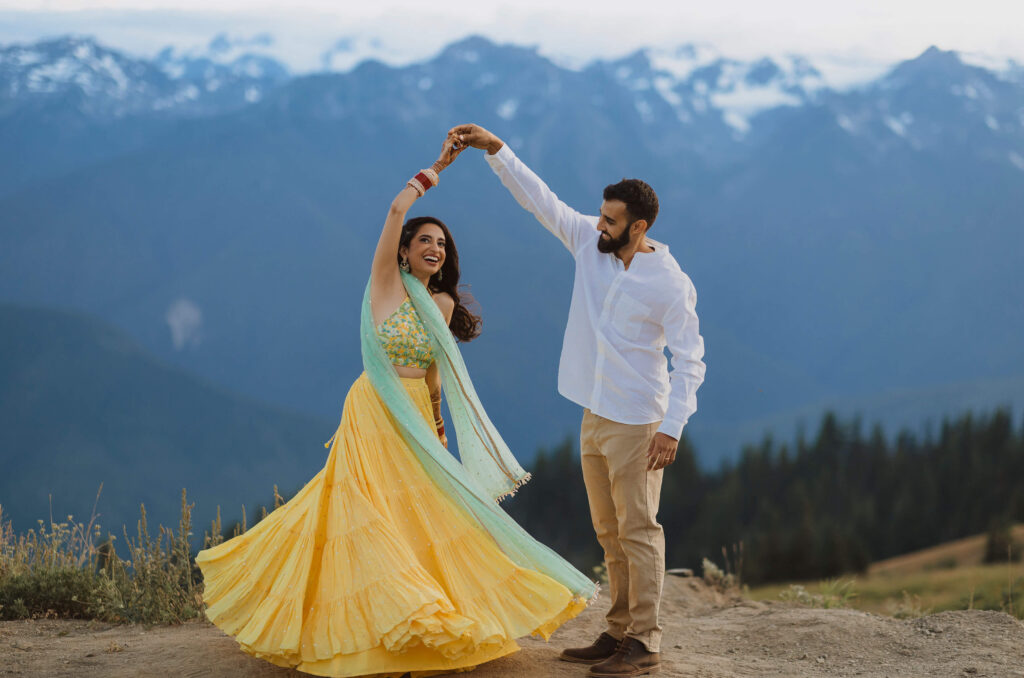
<box><xmin>580</xmin><ymin>409</ymin><xmax>665</xmax><ymax>653</ymax></box>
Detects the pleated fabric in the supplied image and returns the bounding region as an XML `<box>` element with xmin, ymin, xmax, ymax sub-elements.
<box><xmin>196</xmin><ymin>373</ymin><xmax>586</xmax><ymax>677</ymax></box>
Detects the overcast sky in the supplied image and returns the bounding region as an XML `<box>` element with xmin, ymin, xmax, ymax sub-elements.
<box><xmin>3</xmin><ymin>1</ymin><xmax>1023</xmax><ymax>84</ymax></box>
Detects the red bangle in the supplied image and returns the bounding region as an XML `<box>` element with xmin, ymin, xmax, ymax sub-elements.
<box><xmin>413</xmin><ymin>172</ymin><xmax>432</xmax><ymax>193</ymax></box>
<box><xmin>437</xmin><ymin>423</ymin><xmax>445</xmax><ymax>438</ymax></box>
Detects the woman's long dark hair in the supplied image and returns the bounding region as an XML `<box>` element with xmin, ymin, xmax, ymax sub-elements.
<box><xmin>399</xmin><ymin>216</ymin><xmax>482</xmax><ymax>342</ymax></box>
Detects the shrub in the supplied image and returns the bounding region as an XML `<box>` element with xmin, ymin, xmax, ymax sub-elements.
<box><xmin>0</xmin><ymin>487</ymin><xmax>215</xmax><ymax>624</ymax></box>
<box><xmin>780</xmin><ymin>578</ymin><xmax>858</xmax><ymax>609</ymax></box>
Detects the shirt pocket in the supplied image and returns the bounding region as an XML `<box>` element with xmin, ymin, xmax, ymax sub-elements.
<box><xmin>610</xmin><ymin>291</ymin><xmax>655</xmax><ymax>343</ymax></box>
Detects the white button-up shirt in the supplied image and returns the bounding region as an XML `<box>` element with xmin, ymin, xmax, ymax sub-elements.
<box><xmin>486</xmin><ymin>144</ymin><xmax>706</xmax><ymax>440</ymax></box>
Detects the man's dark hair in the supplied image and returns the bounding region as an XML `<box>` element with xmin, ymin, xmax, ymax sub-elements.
<box><xmin>603</xmin><ymin>178</ymin><xmax>659</xmax><ymax>230</ymax></box>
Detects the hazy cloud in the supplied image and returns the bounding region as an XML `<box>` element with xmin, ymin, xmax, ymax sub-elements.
<box><xmin>165</xmin><ymin>298</ymin><xmax>203</xmax><ymax>350</ymax></box>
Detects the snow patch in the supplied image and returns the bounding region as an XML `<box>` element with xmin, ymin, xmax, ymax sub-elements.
<box><xmin>648</xmin><ymin>44</ymin><xmax>719</xmax><ymax>81</ymax></box>
<box><xmin>635</xmin><ymin>99</ymin><xmax>654</xmax><ymax>123</ymax></box>
<box><xmin>166</xmin><ymin>299</ymin><xmax>203</xmax><ymax>350</ymax></box>
<box><xmin>14</xmin><ymin>50</ymin><xmax>43</xmax><ymax>67</ymax></box>
<box><xmin>722</xmin><ymin>111</ymin><xmax>751</xmax><ymax>135</ymax></box>
<box><xmin>710</xmin><ymin>84</ymin><xmax>801</xmax><ymax>117</ymax></box>
<box><xmin>475</xmin><ymin>72</ymin><xmax>497</xmax><ymax>88</ymax></box>
<box><xmin>654</xmin><ymin>76</ymin><xmax>682</xmax><ymax>108</ymax></box>
<box><xmin>628</xmin><ymin>77</ymin><xmax>652</xmax><ymax>92</ymax></box>
<box><xmin>885</xmin><ymin>116</ymin><xmax>907</xmax><ymax>137</ymax></box>
<box><xmin>163</xmin><ymin>62</ymin><xmax>185</xmax><ymax>79</ymax></box>
<box><xmin>836</xmin><ymin>114</ymin><xmax>856</xmax><ymax>134</ymax></box>
<box><xmin>960</xmin><ymin>51</ymin><xmax>1020</xmax><ymax>82</ymax></box>
<box><xmin>99</xmin><ymin>54</ymin><xmax>129</xmax><ymax>94</ymax></box>
<box><xmin>72</xmin><ymin>42</ymin><xmax>93</xmax><ymax>61</ymax></box>
<box><xmin>497</xmin><ymin>98</ymin><xmax>518</xmax><ymax>120</ymax></box>
<box><xmin>239</xmin><ymin>60</ymin><xmax>265</xmax><ymax>79</ymax></box>
<box><xmin>26</xmin><ymin>58</ymin><xmax>75</xmax><ymax>93</ymax></box>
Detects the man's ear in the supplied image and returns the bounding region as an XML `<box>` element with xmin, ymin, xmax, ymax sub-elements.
<box><xmin>631</xmin><ymin>219</ymin><xmax>648</xmax><ymax>235</ymax></box>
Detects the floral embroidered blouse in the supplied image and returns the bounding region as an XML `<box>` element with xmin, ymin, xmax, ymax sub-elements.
<box><xmin>377</xmin><ymin>297</ymin><xmax>434</xmax><ymax>369</ymax></box>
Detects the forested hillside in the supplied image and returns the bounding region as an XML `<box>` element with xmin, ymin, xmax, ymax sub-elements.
<box><xmin>506</xmin><ymin>409</ymin><xmax>1024</xmax><ymax>583</ymax></box>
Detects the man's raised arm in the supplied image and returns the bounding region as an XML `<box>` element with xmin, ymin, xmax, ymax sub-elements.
<box><xmin>449</xmin><ymin>123</ymin><xmax>592</xmax><ymax>254</ymax></box>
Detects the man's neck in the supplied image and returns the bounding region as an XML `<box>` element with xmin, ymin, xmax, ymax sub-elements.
<box><xmin>615</xmin><ymin>238</ymin><xmax>655</xmax><ymax>270</ymax></box>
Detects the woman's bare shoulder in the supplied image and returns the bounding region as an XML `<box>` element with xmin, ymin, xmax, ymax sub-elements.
<box><xmin>431</xmin><ymin>291</ymin><xmax>456</xmax><ymax>321</ymax></box>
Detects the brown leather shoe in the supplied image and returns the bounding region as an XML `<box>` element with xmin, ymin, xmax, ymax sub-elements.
<box><xmin>559</xmin><ymin>632</ymin><xmax>622</xmax><ymax>664</ymax></box>
<box><xmin>588</xmin><ymin>636</ymin><xmax>660</xmax><ymax>676</ymax></box>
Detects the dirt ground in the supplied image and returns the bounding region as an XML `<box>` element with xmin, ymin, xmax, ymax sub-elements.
<box><xmin>2</xmin><ymin>575</ymin><xmax>1023</xmax><ymax>678</ymax></box>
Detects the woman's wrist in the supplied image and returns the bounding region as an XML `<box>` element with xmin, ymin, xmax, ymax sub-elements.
<box><xmin>407</xmin><ymin>167</ymin><xmax>439</xmax><ymax>197</ymax></box>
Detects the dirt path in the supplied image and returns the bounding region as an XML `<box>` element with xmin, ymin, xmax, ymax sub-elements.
<box><xmin>3</xmin><ymin>577</ymin><xmax>1023</xmax><ymax>678</ymax></box>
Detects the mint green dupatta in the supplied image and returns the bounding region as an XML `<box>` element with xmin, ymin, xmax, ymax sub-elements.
<box><xmin>359</xmin><ymin>271</ymin><xmax>596</xmax><ymax>603</ymax></box>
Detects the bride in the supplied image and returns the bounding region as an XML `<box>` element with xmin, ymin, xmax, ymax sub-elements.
<box><xmin>196</xmin><ymin>135</ymin><xmax>596</xmax><ymax>677</ymax></box>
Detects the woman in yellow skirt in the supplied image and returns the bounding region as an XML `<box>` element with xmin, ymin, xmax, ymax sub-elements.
<box><xmin>196</xmin><ymin>136</ymin><xmax>597</xmax><ymax>677</ymax></box>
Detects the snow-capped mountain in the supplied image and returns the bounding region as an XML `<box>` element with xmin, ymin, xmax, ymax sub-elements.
<box><xmin>6</xmin><ymin>34</ymin><xmax>1021</xmax><ymax>149</ymax></box>
<box><xmin>4</xmin><ymin>34</ymin><xmax>1023</xmax><ymax>170</ymax></box>
<box><xmin>599</xmin><ymin>46</ymin><xmax>827</xmax><ymax>136</ymax></box>
<box><xmin>812</xmin><ymin>47</ymin><xmax>1024</xmax><ymax>170</ymax></box>
<box><xmin>154</xmin><ymin>31</ymin><xmax>289</xmax><ymax>94</ymax></box>
<box><xmin>0</xmin><ymin>35</ymin><xmax>289</xmax><ymax>119</ymax></box>
<box><xmin>2</xmin><ymin>33</ymin><xmax>1024</xmax><ymax>470</ymax></box>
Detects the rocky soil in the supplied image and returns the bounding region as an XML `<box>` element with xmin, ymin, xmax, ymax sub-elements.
<box><xmin>2</xmin><ymin>576</ymin><xmax>1023</xmax><ymax>678</ymax></box>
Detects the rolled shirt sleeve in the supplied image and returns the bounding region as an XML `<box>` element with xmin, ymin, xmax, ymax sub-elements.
<box><xmin>657</xmin><ymin>281</ymin><xmax>706</xmax><ymax>440</ymax></box>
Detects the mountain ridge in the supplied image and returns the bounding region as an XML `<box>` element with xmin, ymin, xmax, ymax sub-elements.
<box><xmin>0</xmin><ymin>303</ymin><xmax>333</xmax><ymax>536</ymax></box>
<box><xmin>1</xmin><ymin>34</ymin><xmax>1022</xmax><ymax>463</ymax></box>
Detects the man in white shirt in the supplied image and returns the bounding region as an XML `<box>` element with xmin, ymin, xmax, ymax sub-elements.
<box><xmin>450</xmin><ymin>123</ymin><xmax>706</xmax><ymax>677</ymax></box>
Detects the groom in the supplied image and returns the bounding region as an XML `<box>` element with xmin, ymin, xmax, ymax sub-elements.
<box><xmin>451</xmin><ymin>124</ymin><xmax>706</xmax><ymax>676</ymax></box>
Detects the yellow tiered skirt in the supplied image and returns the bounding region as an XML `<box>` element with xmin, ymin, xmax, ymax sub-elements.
<box><xmin>196</xmin><ymin>373</ymin><xmax>585</xmax><ymax>677</ymax></box>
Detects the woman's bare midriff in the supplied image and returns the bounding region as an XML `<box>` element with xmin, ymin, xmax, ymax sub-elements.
<box><xmin>392</xmin><ymin>364</ymin><xmax>428</xmax><ymax>379</ymax></box>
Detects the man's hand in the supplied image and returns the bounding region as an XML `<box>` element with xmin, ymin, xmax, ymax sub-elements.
<box><xmin>448</xmin><ymin>123</ymin><xmax>504</xmax><ymax>155</ymax></box>
<box><xmin>646</xmin><ymin>432</ymin><xmax>678</xmax><ymax>471</ymax></box>
<box><xmin>433</xmin><ymin>134</ymin><xmax>466</xmax><ymax>172</ymax></box>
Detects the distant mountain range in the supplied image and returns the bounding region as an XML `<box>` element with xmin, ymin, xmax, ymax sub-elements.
<box><xmin>0</xmin><ymin>304</ymin><xmax>331</xmax><ymax>535</ymax></box>
<box><xmin>1</xmin><ymin>34</ymin><xmax>1022</xmax><ymax>489</ymax></box>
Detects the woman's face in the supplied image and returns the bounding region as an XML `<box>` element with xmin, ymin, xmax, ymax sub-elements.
<box><xmin>402</xmin><ymin>223</ymin><xmax>446</xmax><ymax>279</ymax></box>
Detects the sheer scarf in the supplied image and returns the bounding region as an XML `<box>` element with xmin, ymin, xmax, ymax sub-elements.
<box><xmin>359</xmin><ymin>272</ymin><xmax>596</xmax><ymax>602</ymax></box>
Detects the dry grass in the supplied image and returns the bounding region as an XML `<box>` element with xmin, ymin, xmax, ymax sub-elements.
<box><xmin>0</xmin><ymin>486</ymin><xmax>229</xmax><ymax>624</ymax></box>
<box><xmin>750</xmin><ymin>561</ymin><xmax>1024</xmax><ymax>620</ymax></box>
<box><xmin>869</xmin><ymin>525</ymin><xmax>1024</xmax><ymax>576</ymax></box>
<box><xmin>750</xmin><ymin>526</ymin><xmax>1024</xmax><ymax>620</ymax></box>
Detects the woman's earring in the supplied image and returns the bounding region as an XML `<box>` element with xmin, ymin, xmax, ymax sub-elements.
<box><xmin>437</xmin><ymin>268</ymin><xmax>443</xmax><ymax>282</ymax></box>
<box><xmin>400</xmin><ymin>257</ymin><xmax>410</xmax><ymax>272</ymax></box>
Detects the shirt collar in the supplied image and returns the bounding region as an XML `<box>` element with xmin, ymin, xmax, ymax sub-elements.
<box><xmin>643</xmin><ymin>237</ymin><xmax>669</xmax><ymax>255</ymax></box>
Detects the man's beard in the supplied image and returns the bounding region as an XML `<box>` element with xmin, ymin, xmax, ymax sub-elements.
<box><xmin>596</xmin><ymin>227</ymin><xmax>632</xmax><ymax>254</ymax></box>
